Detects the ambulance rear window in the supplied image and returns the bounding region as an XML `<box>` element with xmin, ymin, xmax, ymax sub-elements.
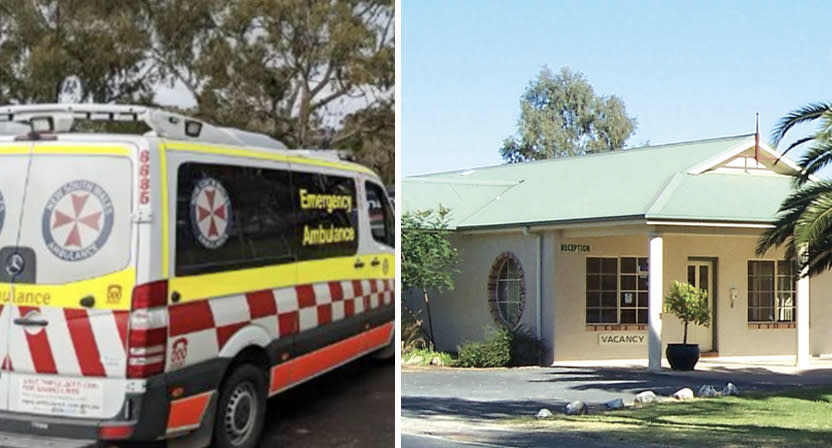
<box><xmin>1</xmin><ymin>155</ymin><xmax>133</xmax><ymax>285</ymax></box>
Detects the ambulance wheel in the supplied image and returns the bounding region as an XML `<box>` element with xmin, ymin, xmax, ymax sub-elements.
<box><xmin>213</xmin><ymin>364</ymin><xmax>267</xmax><ymax>448</ymax></box>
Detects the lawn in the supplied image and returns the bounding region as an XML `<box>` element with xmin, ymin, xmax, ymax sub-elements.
<box><xmin>522</xmin><ymin>387</ymin><xmax>832</xmax><ymax>447</ymax></box>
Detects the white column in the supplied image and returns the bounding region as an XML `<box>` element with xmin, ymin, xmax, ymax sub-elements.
<box><xmin>796</xmin><ymin>273</ymin><xmax>810</xmax><ymax>368</ymax></box>
<box><xmin>648</xmin><ymin>233</ymin><xmax>663</xmax><ymax>371</ymax></box>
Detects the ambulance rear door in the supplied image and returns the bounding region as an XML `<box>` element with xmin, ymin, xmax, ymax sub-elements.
<box><xmin>0</xmin><ymin>141</ymin><xmax>35</xmax><ymax>411</ymax></box>
<box><xmin>2</xmin><ymin>140</ymin><xmax>136</xmax><ymax>421</ymax></box>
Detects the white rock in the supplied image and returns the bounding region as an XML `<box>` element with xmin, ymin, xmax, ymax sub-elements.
<box><xmin>535</xmin><ymin>408</ymin><xmax>553</xmax><ymax>419</ymax></box>
<box><xmin>565</xmin><ymin>400</ymin><xmax>587</xmax><ymax>415</ymax></box>
<box><xmin>430</xmin><ymin>356</ymin><xmax>444</xmax><ymax>366</ymax></box>
<box><xmin>723</xmin><ymin>383</ymin><xmax>739</xmax><ymax>396</ymax></box>
<box><xmin>697</xmin><ymin>385</ymin><xmax>720</xmax><ymax>398</ymax></box>
<box><xmin>603</xmin><ymin>398</ymin><xmax>625</xmax><ymax>410</ymax></box>
<box><xmin>634</xmin><ymin>391</ymin><xmax>657</xmax><ymax>404</ymax></box>
<box><xmin>673</xmin><ymin>388</ymin><xmax>694</xmax><ymax>400</ymax></box>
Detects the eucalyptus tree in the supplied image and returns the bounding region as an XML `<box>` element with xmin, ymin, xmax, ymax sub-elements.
<box><xmin>500</xmin><ymin>66</ymin><xmax>637</xmax><ymax>163</ymax></box>
<box><xmin>0</xmin><ymin>0</ymin><xmax>156</xmax><ymax>104</ymax></box>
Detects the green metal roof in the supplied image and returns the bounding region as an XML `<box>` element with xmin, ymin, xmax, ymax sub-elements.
<box><xmin>403</xmin><ymin>134</ymin><xmax>796</xmax><ymax>230</ymax></box>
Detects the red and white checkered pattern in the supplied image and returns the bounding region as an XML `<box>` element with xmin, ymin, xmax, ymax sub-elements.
<box><xmin>0</xmin><ymin>304</ymin><xmax>129</xmax><ymax>378</ymax></box>
<box><xmin>167</xmin><ymin>278</ymin><xmax>394</xmax><ymax>370</ymax></box>
<box><xmin>0</xmin><ymin>278</ymin><xmax>393</xmax><ymax>378</ymax></box>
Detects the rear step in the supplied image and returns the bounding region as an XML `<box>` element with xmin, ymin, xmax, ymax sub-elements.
<box><xmin>0</xmin><ymin>431</ymin><xmax>95</xmax><ymax>448</ymax></box>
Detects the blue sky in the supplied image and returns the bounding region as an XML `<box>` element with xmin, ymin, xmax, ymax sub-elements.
<box><xmin>402</xmin><ymin>0</ymin><xmax>831</xmax><ymax>176</ymax></box>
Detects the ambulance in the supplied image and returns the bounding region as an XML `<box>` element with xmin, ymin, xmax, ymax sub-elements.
<box><xmin>0</xmin><ymin>104</ymin><xmax>395</xmax><ymax>448</ymax></box>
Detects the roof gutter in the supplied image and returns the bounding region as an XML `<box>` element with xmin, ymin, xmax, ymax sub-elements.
<box><xmin>645</xmin><ymin>219</ymin><xmax>774</xmax><ymax>229</ymax></box>
<box><xmin>457</xmin><ymin>215</ymin><xmax>777</xmax><ymax>234</ymax></box>
<box><xmin>458</xmin><ymin>215</ymin><xmax>647</xmax><ymax>234</ymax></box>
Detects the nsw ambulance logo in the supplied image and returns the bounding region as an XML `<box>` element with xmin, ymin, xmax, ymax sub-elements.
<box><xmin>0</xmin><ymin>189</ymin><xmax>5</xmax><ymax>236</ymax></box>
<box><xmin>42</xmin><ymin>180</ymin><xmax>114</xmax><ymax>262</ymax></box>
<box><xmin>190</xmin><ymin>177</ymin><xmax>232</xmax><ymax>249</ymax></box>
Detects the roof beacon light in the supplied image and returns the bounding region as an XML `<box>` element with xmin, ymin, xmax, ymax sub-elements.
<box><xmin>185</xmin><ymin>120</ymin><xmax>202</xmax><ymax>138</ymax></box>
<box><xmin>30</xmin><ymin>116</ymin><xmax>54</xmax><ymax>133</ymax></box>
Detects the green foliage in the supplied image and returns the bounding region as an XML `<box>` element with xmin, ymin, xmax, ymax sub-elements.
<box><xmin>500</xmin><ymin>66</ymin><xmax>637</xmax><ymax>163</ymax></box>
<box><xmin>154</xmin><ymin>0</ymin><xmax>394</xmax><ymax>149</ymax></box>
<box><xmin>455</xmin><ymin>328</ymin><xmax>512</xmax><ymax>368</ymax></box>
<box><xmin>402</xmin><ymin>207</ymin><xmax>461</xmax><ymax>349</ymax></box>
<box><xmin>0</xmin><ymin>0</ymin><xmax>156</xmax><ymax>103</ymax></box>
<box><xmin>401</xmin><ymin>301</ymin><xmax>429</xmax><ymax>352</ymax></box>
<box><xmin>0</xmin><ymin>1</ymin><xmax>394</xmax><ymax>180</ymax></box>
<box><xmin>454</xmin><ymin>327</ymin><xmax>545</xmax><ymax>368</ymax></box>
<box><xmin>401</xmin><ymin>348</ymin><xmax>456</xmax><ymax>367</ymax></box>
<box><xmin>758</xmin><ymin>102</ymin><xmax>832</xmax><ymax>278</ymax></box>
<box><xmin>402</xmin><ymin>207</ymin><xmax>460</xmax><ymax>293</ymax></box>
<box><xmin>664</xmin><ymin>281</ymin><xmax>710</xmax><ymax>344</ymax></box>
<box><xmin>509</xmin><ymin>326</ymin><xmax>545</xmax><ymax>366</ymax></box>
<box><xmin>336</xmin><ymin>99</ymin><xmax>394</xmax><ymax>185</ymax></box>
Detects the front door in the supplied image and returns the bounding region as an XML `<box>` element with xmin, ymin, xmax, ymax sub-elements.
<box><xmin>686</xmin><ymin>261</ymin><xmax>713</xmax><ymax>352</ymax></box>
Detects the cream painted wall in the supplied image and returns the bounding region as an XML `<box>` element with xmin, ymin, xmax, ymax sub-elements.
<box><xmin>408</xmin><ymin>231</ymin><xmax>545</xmax><ymax>353</ymax></box>
<box><xmin>405</xmin><ymin>226</ymin><xmax>832</xmax><ymax>363</ymax></box>
<box><xmin>553</xmin><ymin>232</ymin><xmax>832</xmax><ymax>361</ymax></box>
<box><xmin>554</xmin><ymin>234</ymin><xmax>650</xmax><ymax>360</ymax></box>
<box><xmin>663</xmin><ymin>234</ymin><xmax>793</xmax><ymax>357</ymax></box>
<box><xmin>810</xmin><ymin>273</ymin><xmax>832</xmax><ymax>356</ymax></box>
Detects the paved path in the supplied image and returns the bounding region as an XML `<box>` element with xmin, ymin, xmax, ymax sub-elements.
<box><xmin>402</xmin><ymin>358</ymin><xmax>832</xmax><ymax>447</ymax></box>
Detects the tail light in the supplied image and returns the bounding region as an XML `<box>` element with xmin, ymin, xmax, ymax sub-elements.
<box><xmin>127</xmin><ymin>281</ymin><xmax>168</xmax><ymax>379</ymax></box>
<box><xmin>98</xmin><ymin>423</ymin><xmax>135</xmax><ymax>440</ymax></box>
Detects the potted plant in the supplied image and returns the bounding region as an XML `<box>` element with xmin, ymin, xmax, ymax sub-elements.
<box><xmin>664</xmin><ymin>281</ymin><xmax>711</xmax><ymax>370</ymax></box>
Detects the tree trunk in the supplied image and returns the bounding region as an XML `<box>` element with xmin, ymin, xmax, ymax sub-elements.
<box><xmin>683</xmin><ymin>322</ymin><xmax>688</xmax><ymax>345</ymax></box>
<box><xmin>298</xmin><ymin>85</ymin><xmax>311</xmax><ymax>147</ymax></box>
<box><xmin>422</xmin><ymin>287</ymin><xmax>436</xmax><ymax>351</ymax></box>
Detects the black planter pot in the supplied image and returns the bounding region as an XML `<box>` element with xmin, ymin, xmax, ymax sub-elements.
<box><xmin>665</xmin><ymin>343</ymin><xmax>700</xmax><ymax>370</ymax></box>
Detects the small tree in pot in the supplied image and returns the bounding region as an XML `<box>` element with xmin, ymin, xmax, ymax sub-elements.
<box><xmin>664</xmin><ymin>281</ymin><xmax>711</xmax><ymax>370</ymax></box>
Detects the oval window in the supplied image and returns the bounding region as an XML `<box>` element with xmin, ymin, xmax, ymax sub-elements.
<box><xmin>488</xmin><ymin>252</ymin><xmax>526</xmax><ymax>329</ymax></box>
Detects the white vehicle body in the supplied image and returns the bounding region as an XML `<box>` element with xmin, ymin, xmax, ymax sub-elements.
<box><xmin>0</xmin><ymin>104</ymin><xmax>395</xmax><ymax>447</ymax></box>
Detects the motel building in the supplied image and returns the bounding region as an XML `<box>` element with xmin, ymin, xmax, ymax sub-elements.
<box><xmin>402</xmin><ymin>134</ymin><xmax>832</xmax><ymax>370</ymax></box>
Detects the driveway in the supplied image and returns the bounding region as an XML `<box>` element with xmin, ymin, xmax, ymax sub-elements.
<box><xmin>402</xmin><ymin>358</ymin><xmax>832</xmax><ymax>446</ymax></box>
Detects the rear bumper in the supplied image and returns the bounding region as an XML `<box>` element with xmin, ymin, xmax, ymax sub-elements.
<box><xmin>0</xmin><ymin>430</ymin><xmax>96</xmax><ymax>448</ymax></box>
<box><xmin>0</xmin><ymin>358</ymin><xmax>229</xmax><ymax>444</ymax></box>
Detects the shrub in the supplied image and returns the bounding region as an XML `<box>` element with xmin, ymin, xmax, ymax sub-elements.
<box><xmin>664</xmin><ymin>281</ymin><xmax>710</xmax><ymax>344</ymax></box>
<box><xmin>509</xmin><ymin>326</ymin><xmax>545</xmax><ymax>366</ymax></box>
<box><xmin>402</xmin><ymin>348</ymin><xmax>456</xmax><ymax>367</ymax></box>
<box><xmin>455</xmin><ymin>328</ymin><xmax>512</xmax><ymax>368</ymax></box>
<box><xmin>401</xmin><ymin>302</ymin><xmax>429</xmax><ymax>354</ymax></box>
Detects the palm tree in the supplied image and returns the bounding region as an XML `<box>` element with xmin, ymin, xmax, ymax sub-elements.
<box><xmin>757</xmin><ymin>103</ymin><xmax>832</xmax><ymax>276</ymax></box>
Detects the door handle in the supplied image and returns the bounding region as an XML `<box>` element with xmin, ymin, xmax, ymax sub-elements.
<box><xmin>13</xmin><ymin>318</ymin><xmax>48</xmax><ymax>327</ymax></box>
<box><xmin>354</xmin><ymin>259</ymin><xmax>366</xmax><ymax>269</ymax></box>
<box><xmin>371</xmin><ymin>258</ymin><xmax>381</xmax><ymax>267</ymax></box>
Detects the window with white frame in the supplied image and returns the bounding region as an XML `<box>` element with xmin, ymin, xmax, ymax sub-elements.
<box><xmin>586</xmin><ymin>257</ymin><xmax>648</xmax><ymax>324</ymax></box>
<box><xmin>748</xmin><ymin>260</ymin><xmax>796</xmax><ymax>323</ymax></box>
<box><xmin>620</xmin><ymin>257</ymin><xmax>649</xmax><ymax>324</ymax></box>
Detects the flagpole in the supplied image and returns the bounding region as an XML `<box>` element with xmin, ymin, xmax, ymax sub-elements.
<box><xmin>755</xmin><ymin>113</ymin><xmax>760</xmax><ymax>164</ymax></box>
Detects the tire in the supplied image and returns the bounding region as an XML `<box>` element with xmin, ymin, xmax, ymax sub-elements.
<box><xmin>212</xmin><ymin>364</ymin><xmax>268</xmax><ymax>448</ymax></box>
